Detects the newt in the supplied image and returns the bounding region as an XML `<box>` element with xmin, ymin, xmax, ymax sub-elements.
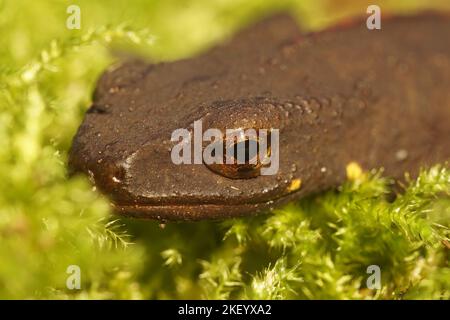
<box><xmin>69</xmin><ymin>13</ymin><xmax>450</xmax><ymax>221</ymax></box>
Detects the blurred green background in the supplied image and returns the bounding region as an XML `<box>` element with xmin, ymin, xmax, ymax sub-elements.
<box><xmin>0</xmin><ymin>0</ymin><xmax>449</xmax><ymax>299</ymax></box>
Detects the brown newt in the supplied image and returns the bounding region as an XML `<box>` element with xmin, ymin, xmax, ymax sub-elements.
<box><xmin>69</xmin><ymin>13</ymin><xmax>450</xmax><ymax>221</ymax></box>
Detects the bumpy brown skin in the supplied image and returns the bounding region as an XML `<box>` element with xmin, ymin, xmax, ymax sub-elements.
<box><xmin>69</xmin><ymin>13</ymin><xmax>450</xmax><ymax>221</ymax></box>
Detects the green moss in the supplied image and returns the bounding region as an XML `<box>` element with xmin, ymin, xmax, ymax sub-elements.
<box><xmin>0</xmin><ymin>0</ymin><xmax>449</xmax><ymax>299</ymax></box>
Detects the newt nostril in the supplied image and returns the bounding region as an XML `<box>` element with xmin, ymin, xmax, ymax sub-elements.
<box><xmin>86</xmin><ymin>104</ymin><xmax>110</xmax><ymax>114</ymax></box>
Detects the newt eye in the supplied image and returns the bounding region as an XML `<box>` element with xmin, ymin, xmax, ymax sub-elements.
<box><xmin>204</xmin><ymin>129</ymin><xmax>271</xmax><ymax>179</ymax></box>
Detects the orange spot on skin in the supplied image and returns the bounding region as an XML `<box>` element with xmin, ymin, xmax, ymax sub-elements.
<box><xmin>346</xmin><ymin>162</ymin><xmax>363</xmax><ymax>181</ymax></box>
<box><xmin>287</xmin><ymin>178</ymin><xmax>302</xmax><ymax>192</ymax></box>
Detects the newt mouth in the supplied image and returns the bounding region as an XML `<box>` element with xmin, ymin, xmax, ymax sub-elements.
<box><xmin>109</xmin><ymin>176</ymin><xmax>305</xmax><ymax>221</ymax></box>
<box><xmin>113</xmin><ymin>202</ymin><xmax>270</xmax><ymax>221</ymax></box>
<box><xmin>111</xmin><ymin>189</ymin><xmax>304</xmax><ymax>220</ymax></box>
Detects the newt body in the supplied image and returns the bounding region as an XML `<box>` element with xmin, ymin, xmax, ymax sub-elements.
<box><xmin>69</xmin><ymin>13</ymin><xmax>450</xmax><ymax>220</ymax></box>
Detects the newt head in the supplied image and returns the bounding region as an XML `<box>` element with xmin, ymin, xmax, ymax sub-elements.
<box><xmin>68</xmin><ymin>14</ymin><xmax>326</xmax><ymax>221</ymax></box>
